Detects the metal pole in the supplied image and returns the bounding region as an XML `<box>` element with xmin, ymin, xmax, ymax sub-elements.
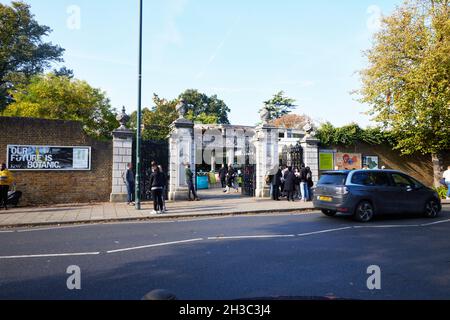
<box><xmin>135</xmin><ymin>0</ymin><xmax>143</xmax><ymax>210</ymax></box>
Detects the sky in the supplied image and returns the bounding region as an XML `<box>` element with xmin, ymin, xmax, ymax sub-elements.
<box><xmin>2</xmin><ymin>0</ymin><xmax>404</xmax><ymax>127</ymax></box>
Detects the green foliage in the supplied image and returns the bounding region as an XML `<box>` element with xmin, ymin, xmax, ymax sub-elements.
<box><xmin>316</xmin><ymin>122</ymin><xmax>395</xmax><ymax>147</ymax></box>
<box><xmin>178</xmin><ymin>89</ymin><xmax>230</xmax><ymax>124</ymax></box>
<box><xmin>434</xmin><ymin>186</ymin><xmax>448</xmax><ymax>200</ymax></box>
<box><xmin>2</xmin><ymin>74</ymin><xmax>118</xmax><ymax>139</ymax></box>
<box><xmin>261</xmin><ymin>91</ymin><xmax>297</xmax><ymax>121</ymax></box>
<box><xmin>356</xmin><ymin>0</ymin><xmax>450</xmax><ymax>157</ymax></box>
<box><xmin>129</xmin><ymin>94</ymin><xmax>179</xmax><ymax>141</ymax></box>
<box><xmin>0</xmin><ymin>1</ymin><xmax>64</xmax><ymax>112</ymax></box>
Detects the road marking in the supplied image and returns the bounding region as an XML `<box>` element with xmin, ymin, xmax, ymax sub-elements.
<box><xmin>353</xmin><ymin>224</ymin><xmax>421</xmax><ymax>229</ymax></box>
<box><xmin>0</xmin><ymin>230</ymin><xmax>14</xmax><ymax>234</ymax></box>
<box><xmin>0</xmin><ymin>252</ymin><xmax>100</xmax><ymax>260</ymax></box>
<box><xmin>106</xmin><ymin>238</ymin><xmax>204</xmax><ymax>254</ymax></box>
<box><xmin>208</xmin><ymin>234</ymin><xmax>296</xmax><ymax>241</ymax></box>
<box><xmin>298</xmin><ymin>227</ymin><xmax>353</xmax><ymax>237</ymax></box>
<box><xmin>421</xmin><ymin>219</ymin><xmax>450</xmax><ymax>227</ymax></box>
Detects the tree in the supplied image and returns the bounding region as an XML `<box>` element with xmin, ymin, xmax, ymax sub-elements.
<box><xmin>0</xmin><ymin>1</ymin><xmax>64</xmax><ymax>112</ymax></box>
<box><xmin>129</xmin><ymin>94</ymin><xmax>179</xmax><ymax>141</ymax></box>
<box><xmin>178</xmin><ymin>89</ymin><xmax>230</xmax><ymax>124</ymax></box>
<box><xmin>261</xmin><ymin>91</ymin><xmax>297</xmax><ymax>121</ymax></box>
<box><xmin>357</xmin><ymin>0</ymin><xmax>450</xmax><ymax>186</ymax></box>
<box><xmin>2</xmin><ymin>74</ymin><xmax>118</xmax><ymax>139</ymax></box>
<box><xmin>269</xmin><ymin>114</ymin><xmax>312</xmax><ymax>129</ymax></box>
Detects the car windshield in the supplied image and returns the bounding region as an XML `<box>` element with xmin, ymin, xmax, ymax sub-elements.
<box><xmin>318</xmin><ymin>173</ymin><xmax>348</xmax><ymax>186</ymax></box>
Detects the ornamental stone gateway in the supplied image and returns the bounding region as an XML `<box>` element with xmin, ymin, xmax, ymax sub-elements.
<box><xmin>166</xmin><ymin>104</ymin><xmax>320</xmax><ymax>200</ymax></box>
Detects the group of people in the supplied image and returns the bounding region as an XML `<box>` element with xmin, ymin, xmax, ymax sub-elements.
<box><xmin>271</xmin><ymin>164</ymin><xmax>314</xmax><ymax>202</ymax></box>
<box><xmin>123</xmin><ymin>161</ymin><xmax>168</xmax><ymax>214</ymax></box>
<box><xmin>219</xmin><ymin>165</ymin><xmax>240</xmax><ymax>194</ymax></box>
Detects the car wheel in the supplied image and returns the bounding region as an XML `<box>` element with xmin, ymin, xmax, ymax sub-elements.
<box><xmin>354</xmin><ymin>201</ymin><xmax>375</xmax><ymax>223</ymax></box>
<box><xmin>322</xmin><ymin>209</ymin><xmax>337</xmax><ymax>217</ymax></box>
<box><xmin>424</xmin><ymin>199</ymin><xmax>440</xmax><ymax>218</ymax></box>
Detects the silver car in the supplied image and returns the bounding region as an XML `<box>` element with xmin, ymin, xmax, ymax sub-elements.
<box><xmin>313</xmin><ymin>170</ymin><xmax>442</xmax><ymax>222</ymax></box>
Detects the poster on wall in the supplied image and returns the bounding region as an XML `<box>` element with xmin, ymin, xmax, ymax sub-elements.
<box><xmin>334</xmin><ymin>153</ymin><xmax>362</xmax><ymax>170</ymax></box>
<box><xmin>7</xmin><ymin>145</ymin><xmax>91</xmax><ymax>171</ymax></box>
<box><xmin>363</xmin><ymin>156</ymin><xmax>380</xmax><ymax>169</ymax></box>
<box><xmin>319</xmin><ymin>153</ymin><xmax>334</xmax><ymax>171</ymax></box>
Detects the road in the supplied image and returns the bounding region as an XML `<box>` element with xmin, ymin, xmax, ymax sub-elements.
<box><xmin>1</xmin><ymin>207</ymin><xmax>450</xmax><ymax>300</ymax></box>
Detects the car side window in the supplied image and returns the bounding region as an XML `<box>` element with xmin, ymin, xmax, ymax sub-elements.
<box><xmin>391</xmin><ymin>173</ymin><xmax>413</xmax><ymax>187</ymax></box>
<box><xmin>372</xmin><ymin>172</ymin><xmax>391</xmax><ymax>186</ymax></box>
<box><xmin>351</xmin><ymin>172</ymin><xmax>375</xmax><ymax>186</ymax></box>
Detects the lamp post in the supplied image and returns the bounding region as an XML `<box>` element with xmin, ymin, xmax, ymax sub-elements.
<box><xmin>135</xmin><ymin>0</ymin><xmax>143</xmax><ymax>210</ymax></box>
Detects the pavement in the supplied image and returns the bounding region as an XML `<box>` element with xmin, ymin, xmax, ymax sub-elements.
<box><xmin>1</xmin><ymin>208</ymin><xmax>450</xmax><ymax>300</ymax></box>
<box><xmin>0</xmin><ymin>188</ymin><xmax>315</xmax><ymax>228</ymax></box>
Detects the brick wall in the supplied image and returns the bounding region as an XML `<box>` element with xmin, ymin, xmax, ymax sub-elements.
<box><xmin>322</xmin><ymin>141</ymin><xmax>450</xmax><ymax>187</ymax></box>
<box><xmin>0</xmin><ymin>117</ymin><xmax>112</xmax><ymax>205</ymax></box>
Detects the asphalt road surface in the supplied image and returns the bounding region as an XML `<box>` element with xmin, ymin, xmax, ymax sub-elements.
<box><xmin>1</xmin><ymin>206</ymin><xmax>450</xmax><ymax>300</ymax></box>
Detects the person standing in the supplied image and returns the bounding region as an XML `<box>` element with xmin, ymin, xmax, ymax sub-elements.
<box><xmin>219</xmin><ymin>165</ymin><xmax>228</xmax><ymax>190</ymax></box>
<box><xmin>149</xmin><ymin>165</ymin><xmax>166</xmax><ymax>214</ymax></box>
<box><xmin>185</xmin><ymin>164</ymin><xmax>200</xmax><ymax>201</ymax></box>
<box><xmin>306</xmin><ymin>167</ymin><xmax>314</xmax><ymax>201</ymax></box>
<box><xmin>158</xmin><ymin>165</ymin><xmax>167</xmax><ymax>212</ymax></box>
<box><xmin>299</xmin><ymin>164</ymin><xmax>309</xmax><ymax>202</ymax></box>
<box><xmin>0</xmin><ymin>163</ymin><xmax>14</xmax><ymax>211</ymax></box>
<box><xmin>443</xmin><ymin>165</ymin><xmax>450</xmax><ymax>200</ymax></box>
<box><xmin>272</xmin><ymin>168</ymin><xmax>282</xmax><ymax>201</ymax></box>
<box><xmin>225</xmin><ymin>165</ymin><xmax>236</xmax><ymax>193</ymax></box>
<box><xmin>122</xmin><ymin>163</ymin><xmax>135</xmax><ymax>206</ymax></box>
<box><xmin>283</xmin><ymin>167</ymin><xmax>296</xmax><ymax>202</ymax></box>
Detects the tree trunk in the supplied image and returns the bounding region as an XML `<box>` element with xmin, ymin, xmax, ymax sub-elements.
<box><xmin>431</xmin><ymin>153</ymin><xmax>443</xmax><ymax>188</ymax></box>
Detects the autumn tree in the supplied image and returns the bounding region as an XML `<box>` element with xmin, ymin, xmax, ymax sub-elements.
<box><xmin>2</xmin><ymin>74</ymin><xmax>118</xmax><ymax>139</ymax></box>
<box><xmin>357</xmin><ymin>0</ymin><xmax>450</xmax><ymax>186</ymax></box>
<box><xmin>269</xmin><ymin>114</ymin><xmax>312</xmax><ymax>129</ymax></box>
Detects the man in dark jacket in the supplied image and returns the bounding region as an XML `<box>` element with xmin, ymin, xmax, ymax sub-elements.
<box><xmin>272</xmin><ymin>169</ymin><xmax>282</xmax><ymax>201</ymax></box>
<box><xmin>219</xmin><ymin>165</ymin><xmax>228</xmax><ymax>189</ymax></box>
<box><xmin>185</xmin><ymin>164</ymin><xmax>200</xmax><ymax>201</ymax></box>
<box><xmin>149</xmin><ymin>165</ymin><xmax>166</xmax><ymax>214</ymax></box>
<box><xmin>122</xmin><ymin>163</ymin><xmax>135</xmax><ymax>206</ymax></box>
<box><xmin>283</xmin><ymin>167</ymin><xmax>296</xmax><ymax>202</ymax></box>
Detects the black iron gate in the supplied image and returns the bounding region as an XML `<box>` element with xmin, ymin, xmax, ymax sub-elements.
<box><xmin>132</xmin><ymin>139</ymin><xmax>169</xmax><ymax>200</ymax></box>
<box><xmin>241</xmin><ymin>136</ymin><xmax>256</xmax><ymax>197</ymax></box>
<box><xmin>280</xmin><ymin>143</ymin><xmax>304</xmax><ymax>169</ymax></box>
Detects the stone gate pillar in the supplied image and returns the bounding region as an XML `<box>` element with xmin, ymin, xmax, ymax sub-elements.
<box><xmin>110</xmin><ymin>107</ymin><xmax>134</xmax><ymax>203</ymax></box>
<box><xmin>301</xmin><ymin>135</ymin><xmax>320</xmax><ymax>184</ymax></box>
<box><xmin>168</xmin><ymin>101</ymin><xmax>196</xmax><ymax>201</ymax></box>
<box><xmin>254</xmin><ymin>124</ymin><xmax>279</xmax><ymax>198</ymax></box>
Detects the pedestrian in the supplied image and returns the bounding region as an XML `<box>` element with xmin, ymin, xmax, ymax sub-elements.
<box><xmin>280</xmin><ymin>166</ymin><xmax>287</xmax><ymax>197</ymax></box>
<box><xmin>299</xmin><ymin>164</ymin><xmax>309</xmax><ymax>202</ymax></box>
<box><xmin>122</xmin><ymin>163</ymin><xmax>135</xmax><ymax>206</ymax></box>
<box><xmin>158</xmin><ymin>165</ymin><xmax>167</xmax><ymax>212</ymax></box>
<box><xmin>225</xmin><ymin>165</ymin><xmax>237</xmax><ymax>193</ymax></box>
<box><xmin>185</xmin><ymin>164</ymin><xmax>200</xmax><ymax>201</ymax></box>
<box><xmin>443</xmin><ymin>165</ymin><xmax>450</xmax><ymax>200</ymax></box>
<box><xmin>149</xmin><ymin>165</ymin><xmax>166</xmax><ymax>214</ymax></box>
<box><xmin>283</xmin><ymin>167</ymin><xmax>296</xmax><ymax>202</ymax></box>
<box><xmin>306</xmin><ymin>167</ymin><xmax>314</xmax><ymax>201</ymax></box>
<box><xmin>294</xmin><ymin>168</ymin><xmax>301</xmax><ymax>199</ymax></box>
<box><xmin>219</xmin><ymin>164</ymin><xmax>228</xmax><ymax>190</ymax></box>
<box><xmin>0</xmin><ymin>163</ymin><xmax>14</xmax><ymax>211</ymax></box>
<box><xmin>272</xmin><ymin>168</ymin><xmax>282</xmax><ymax>201</ymax></box>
